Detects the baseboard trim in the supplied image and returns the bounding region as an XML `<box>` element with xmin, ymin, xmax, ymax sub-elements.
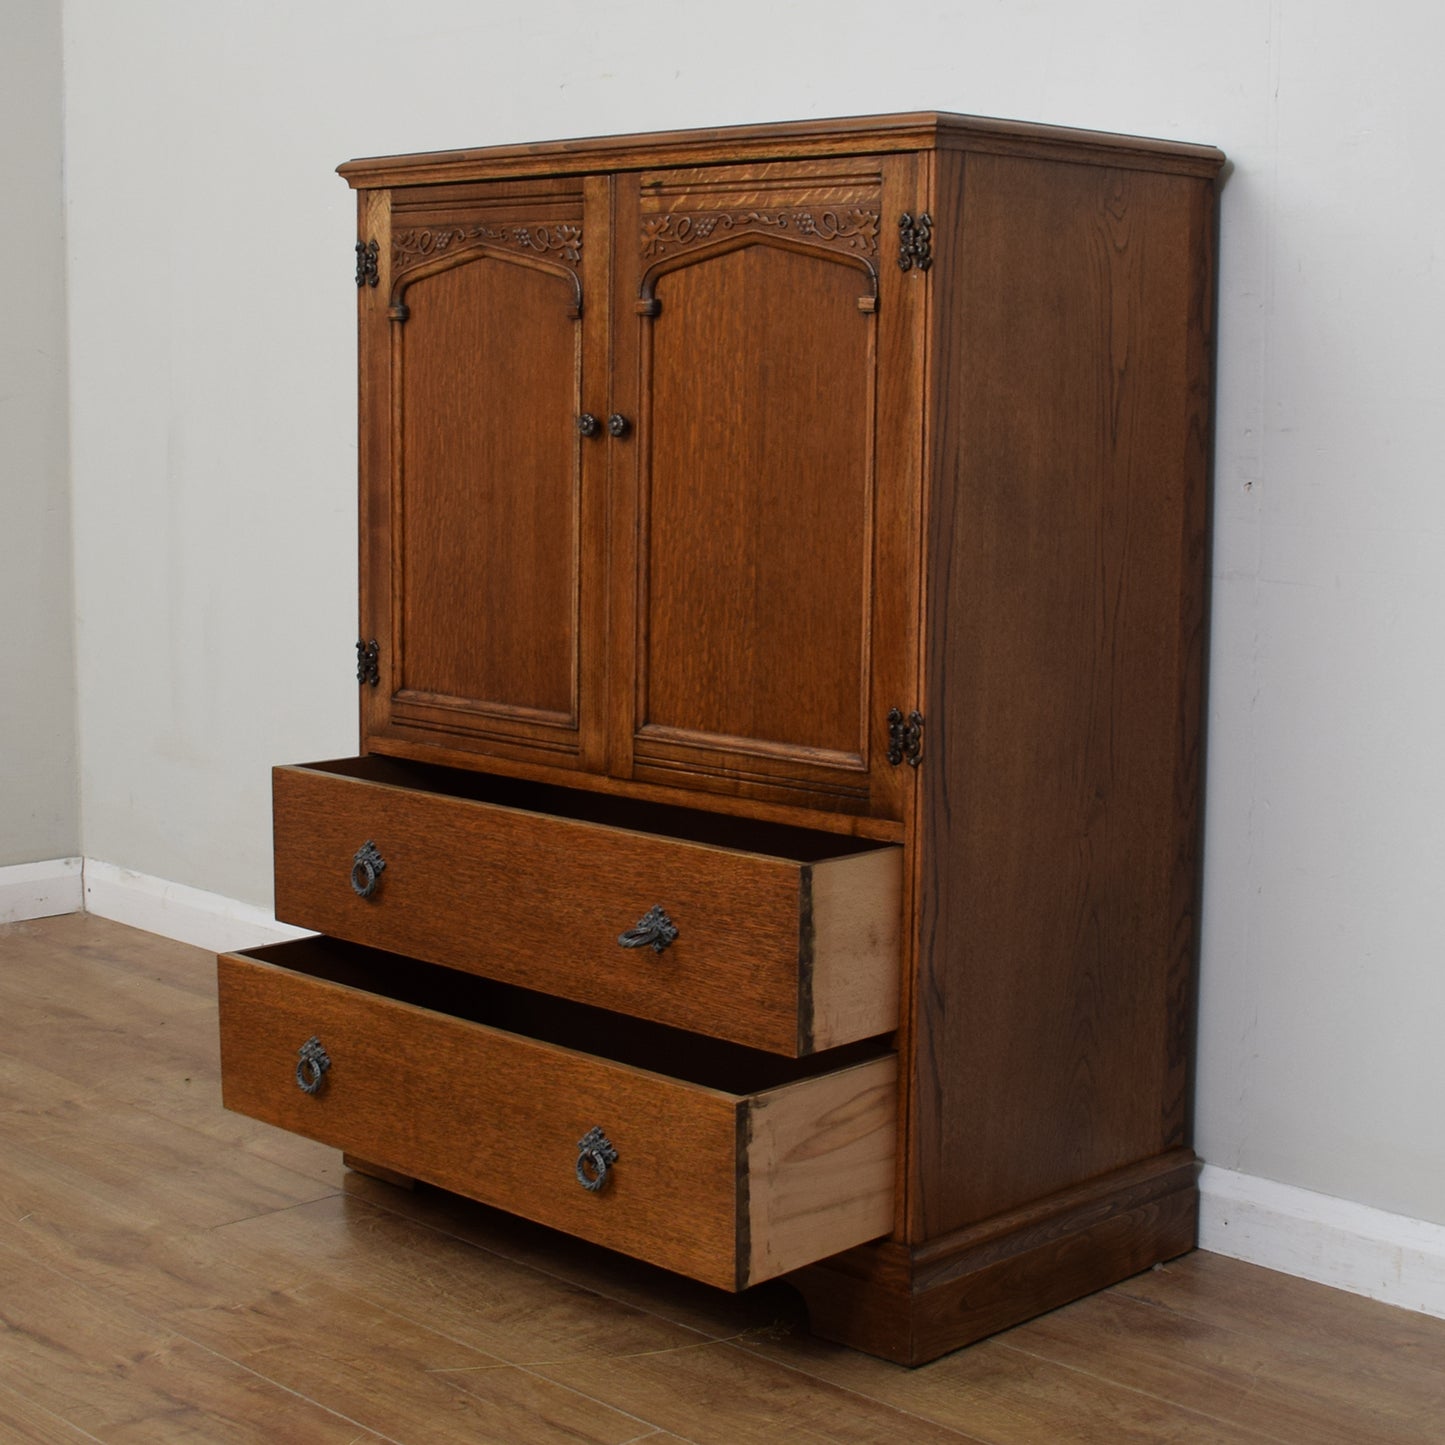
<box><xmin>1199</xmin><ymin>1164</ymin><xmax>1445</xmax><ymax>1321</ymax></box>
<box><xmin>0</xmin><ymin>857</ymin><xmax>84</xmax><ymax>923</ymax></box>
<box><xmin>81</xmin><ymin>859</ymin><xmax>311</xmax><ymax>954</ymax></box>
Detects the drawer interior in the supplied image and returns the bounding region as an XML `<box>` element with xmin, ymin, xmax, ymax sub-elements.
<box><xmin>242</xmin><ymin>935</ymin><xmax>891</xmax><ymax>1095</ymax></box>
<box><xmin>304</xmin><ymin>755</ymin><xmax>883</xmax><ymax>862</ymax></box>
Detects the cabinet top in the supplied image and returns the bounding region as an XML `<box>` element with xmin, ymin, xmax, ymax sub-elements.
<box><xmin>338</xmin><ymin>111</ymin><xmax>1225</xmax><ymax>190</ymax></box>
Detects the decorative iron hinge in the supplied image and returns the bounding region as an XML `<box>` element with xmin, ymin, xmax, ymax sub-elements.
<box><xmin>355</xmin><ymin>239</ymin><xmax>379</xmax><ymax>287</ymax></box>
<box><xmin>356</xmin><ymin>638</ymin><xmax>380</xmax><ymax>686</ymax></box>
<box><xmin>897</xmin><ymin>212</ymin><xmax>933</xmax><ymax>273</ymax></box>
<box><xmin>887</xmin><ymin>707</ymin><xmax>924</xmax><ymax>767</ymax></box>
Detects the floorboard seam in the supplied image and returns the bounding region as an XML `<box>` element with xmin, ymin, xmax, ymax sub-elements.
<box><xmin>167</xmin><ymin>1329</ymin><xmax>400</xmax><ymax>1444</ymax></box>
<box><xmin>342</xmin><ymin>1290</ymin><xmax>672</xmax><ymax>1438</ymax></box>
<box><xmin>991</xmin><ymin>1339</ymin><xmax>1301</xmax><ymax>1445</ymax></box>
<box><xmin>0</xmin><ymin>1379</ymin><xmax>106</xmax><ymax>1443</ymax></box>
<box><xmin>718</xmin><ymin>1341</ymin><xmax>991</xmax><ymax>1444</ymax></box>
<box><xmin>211</xmin><ymin>1188</ymin><xmax>346</xmax><ymax>1232</ymax></box>
<box><xmin>337</xmin><ymin>1183</ymin><xmax>765</xmax><ymax>1347</ymax></box>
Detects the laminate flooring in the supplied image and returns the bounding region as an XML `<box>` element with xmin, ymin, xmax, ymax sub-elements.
<box><xmin>2</xmin><ymin>912</ymin><xmax>1442</xmax><ymax>1443</ymax></box>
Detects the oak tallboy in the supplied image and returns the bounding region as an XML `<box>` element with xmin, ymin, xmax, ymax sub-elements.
<box><xmin>217</xmin><ymin>113</ymin><xmax>1224</xmax><ymax>1364</ymax></box>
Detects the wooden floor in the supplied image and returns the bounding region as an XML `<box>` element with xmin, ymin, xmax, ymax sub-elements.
<box><xmin>2</xmin><ymin>916</ymin><xmax>1444</xmax><ymax>1444</ymax></box>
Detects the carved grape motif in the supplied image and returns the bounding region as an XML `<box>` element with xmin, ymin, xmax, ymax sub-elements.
<box><xmin>392</xmin><ymin>223</ymin><xmax>582</xmax><ymax>270</ymax></box>
<box><xmin>642</xmin><ymin>207</ymin><xmax>879</xmax><ymax>258</ymax></box>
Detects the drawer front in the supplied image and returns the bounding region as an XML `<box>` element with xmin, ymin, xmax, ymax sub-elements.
<box><xmin>217</xmin><ymin>942</ymin><xmax>896</xmax><ymax>1290</ymax></box>
<box><xmin>273</xmin><ymin>760</ymin><xmax>900</xmax><ymax>1055</ymax></box>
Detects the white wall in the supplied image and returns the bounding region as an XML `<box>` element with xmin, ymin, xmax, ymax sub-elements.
<box><xmin>57</xmin><ymin>1</ymin><xmax>1445</xmax><ymax>1228</ymax></box>
<box><xmin>0</xmin><ymin>0</ymin><xmax>77</xmax><ymax>866</ymax></box>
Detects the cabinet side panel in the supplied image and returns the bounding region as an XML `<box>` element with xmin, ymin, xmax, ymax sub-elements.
<box><xmin>912</xmin><ymin>153</ymin><xmax>1214</xmax><ymax>1235</ymax></box>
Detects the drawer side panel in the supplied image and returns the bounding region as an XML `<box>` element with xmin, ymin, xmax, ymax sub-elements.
<box><xmin>743</xmin><ymin>1055</ymin><xmax>897</xmax><ymax>1286</ymax></box>
<box><xmin>806</xmin><ymin>850</ymin><xmax>902</xmax><ymax>1052</ymax></box>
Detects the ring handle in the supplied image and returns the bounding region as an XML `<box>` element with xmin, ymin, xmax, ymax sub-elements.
<box><xmin>617</xmin><ymin>905</ymin><xmax>678</xmax><ymax>954</ymax></box>
<box><xmin>295</xmin><ymin>1037</ymin><xmax>331</xmax><ymax>1095</ymax></box>
<box><xmin>351</xmin><ymin>840</ymin><xmax>386</xmax><ymax>899</ymax></box>
<box><xmin>576</xmin><ymin>1126</ymin><xmax>618</xmax><ymax>1192</ymax></box>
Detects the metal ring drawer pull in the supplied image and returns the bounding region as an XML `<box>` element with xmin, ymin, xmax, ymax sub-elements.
<box><xmin>617</xmin><ymin>905</ymin><xmax>678</xmax><ymax>954</ymax></box>
<box><xmin>351</xmin><ymin>840</ymin><xmax>386</xmax><ymax>898</ymax></box>
<box><xmin>576</xmin><ymin>1127</ymin><xmax>618</xmax><ymax>1192</ymax></box>
<box><xmin>296</xmin><ymin>1037</ymin><xmax>331</xmax><ymax>1095</ymax></box>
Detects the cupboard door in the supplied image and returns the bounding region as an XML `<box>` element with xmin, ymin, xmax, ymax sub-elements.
<box><xmin>611</xmin><ymin>157</ymin><xmax>923</xmax><ymax>820</ymax></box>
<box><xmin>358</xmin><ymin>178</ymin><xmax>608</xmax><ymax>773</ymax></box>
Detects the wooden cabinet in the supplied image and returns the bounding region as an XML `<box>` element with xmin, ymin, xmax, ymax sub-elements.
<box><xmin>219</xmin><ymin>112</ymin><xmax>1224</xmax><ymax>1364</ymax></box>
<box><xmin>357</xmin><ymin>149</ymin><xmax>922</xmax><ymax>820</ymax></box>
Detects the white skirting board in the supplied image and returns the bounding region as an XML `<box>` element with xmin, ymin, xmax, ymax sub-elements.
<box><xmin>1199</xmin><ymin>1164</ymin><xmax>1445</xmax><ymax>1320</ymax></box>
<box><xmin>0</xmin><ymin>856</ymin><xmax>307</xmax><ymax>952</ymax></box>
<box><xmin>0</xmin><ymin>857</ymin><xmax>84</xmax><ymax>922</ymax></box>
<box><xmin>80</xmin><ymin>859</ymin><xmax>312</xmax><ymax>953</ymax></box>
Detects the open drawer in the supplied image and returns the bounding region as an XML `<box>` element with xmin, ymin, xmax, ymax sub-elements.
<box><xmin>217</xmin><ymin>937</ymin><xmax>897</xmax><ymax>1291</ymax></box>
<box><xmin>272</xmin><ymin>756</ymin><xmax>901</xmax><ymax>1056</ymax></box>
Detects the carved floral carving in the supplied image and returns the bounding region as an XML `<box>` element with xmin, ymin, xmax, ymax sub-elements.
<box><xmin>641</xmin><ymin>207</ymin><xmax>880</xmax><ymax>260</ymax></box>
<box><xmin>392</xmin><ymin>223</ymin><xmax>582</xmax><ymax>271</ymax></box>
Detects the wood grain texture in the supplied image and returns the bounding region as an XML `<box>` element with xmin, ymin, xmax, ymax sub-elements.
<box><xmin>217</xmin><ymin>940</ymin><xmax>896</xmax><ymax>1289</ymax></box>
<box><xmin>363</xmin><ymin>154</ymin><xmax>929</xmax><ymax>822</ymax></box>
<box><xmin>215</xmin><ymin>1190</ymin><xmax>975</xmax><ymax>1443</ymax></box>
<box><xmin>342</xmin><ymin>1152</ymin><xmax>416</xmax><ymax>1189</ymax></box>
<box><xmin>273</xmin><ymin>757</ymin><xmax>900</xmax><ymax>1055</ymax></box>
<box><xmin>641</xmin><ymin>244</ymin><xmax>871</xmax><ymax>755</ymax></box>
<box><xmin>335</xmin><ymin>114</ymin><xmax>1227</xmax><ymax>1365</ymax></box>
<box><xmin>8</xmin><ymin>915</ymin><xmax>1445</xmax><ymax>1442</ymax></box>
<box><xmin>909</xmin><ymin>150</ymin><xmax>1218</xmax><ymax>1236</ymax></box>
<box><xmin>738</xmin><ymin>1327</ymin><xmax>1290</xmax><ymax>1445</ymax></box>
<box><xmin>337</xmin><ymin>111</ymin><xmax>1225</xmax><ymax>190</ymax></box>
<box><xmin>396</xmin><ymin>253</ymin><xmax>579</xmax><ymax>716</ymax></box>
<box><xmin>366</xmin><ymin>730</ymin><xmax>908</xmax><ymax>840</ymax></box>
<box><xmin>614</xmin><ymin>157</ymin><xmax>922</xmax><ymax>819</ymax></box>
<box><xmin>794</xmin><ymin>1153</ymin><xmax>1198</xmax><ymax>1365</ymax></box>
<box><xmin>1004</xmin><ymin>1285</ymin><xmax>1445</xmax><ymax>1445</ymax></box>
<box><xmin>744</xmin><ymin>1056</ymin><xmax>896</xmax><ymax>1286</ymax></box>
<box><xmin>0</xmin><ymin>1243</ymin><xmax>386</xmax><ymax>1443</ymax></box>
<box><xmin>363</xmin><ymin>177</ymin><xmax>610</xmax><ymax>774</ymax></box>
<box><xmin>805</xmin><ymin>845</ymin><xmax>903</xmax><ymax>1053</ymax></box>
<box><xmin>168</xmin><ymin>1275</ymin><xmax>647</xmax><ymax>1445</ymax></box>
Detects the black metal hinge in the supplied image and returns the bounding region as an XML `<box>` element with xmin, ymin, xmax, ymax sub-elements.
<box><xmin>356</xmin><ymin>638</ymin><xmax>380</xmax><ymax>686</ymax></box>
<box><xmin>897</xmin><ymin>212</ymin><xmax>933</xmax><ymax>273</ymax></box>
<box><xmin>887</xmin><ymin>707</ymin><xmax>924</xmax><ymax>767</ymax></box>
<box><xmin>355</xmin><ymin>239</ymin><xmax>379</xmax><ymax>287</ymax></box>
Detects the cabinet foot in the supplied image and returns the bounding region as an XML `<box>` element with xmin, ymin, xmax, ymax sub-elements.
<box><xmin>343</xmin><ymin>1153</ymin><xmax>417</xmax><ymax>1190</ymax></box>
<box><xmin>791</xmin><ymin>1150</ymin><xmax>1199</xmax><ymax>1366</ymax></box>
